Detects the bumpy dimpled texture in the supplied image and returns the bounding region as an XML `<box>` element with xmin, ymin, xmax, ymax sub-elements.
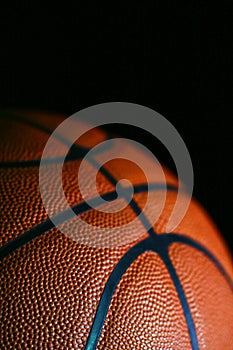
<box><xmin>0</xmin><ymin>110</ymin><xmax>233</xmax><ymax>349</ymax></box>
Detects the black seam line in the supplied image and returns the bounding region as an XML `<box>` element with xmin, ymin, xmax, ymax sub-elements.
<box><xmin>1</xmin><ymin>111</ymin><xmax>166</xmax><ymax>257</ymax></box>
<box><xmin>0</xmin><ymin>109</ymin><xmax>113</xmax><ymax>157</ymax></box>
<box><xmin>1</xmin><ymin>112</ymin><xmax>229</xmax><ymax>350</ymax></box>
<box><xmin>167</xmin><ymin>233</ymin><xmax>233</xmax><ymax>290</ymax></box>
<box><xmin>87</xmin><ymin>154</ymin><xmax>159</xmax><ymax>237</ymax></box>
<box><xmin>0</xmin><ymin>110</ymin><xmax>71</xmax><ymax>145</ymax></box>
<box><xmin>162</xmin><ymin>251</ymin><xmax>199</xmax><ymax>350</ymax></box>
<box><xmin>0</xmin><ymin>142</ymin><xmax>113</xmax><ymax>168</ymax></box>
<box><xmin>84</xmin><ymin>233</ymin><xmax>233</xmax><ymax>350</ymax></box>
<box><xmin>84</xmin><ymin>235</ymin><xmax>196</xmax><ymax>350</ymax></box>
<box><xmin>0</xmin><ymin>111</ymin><xmax>164</xmax><ymax>239</ymax></box>
<box><xmin>0</xmin><ymin>183</ymin><xmax>177</xmax><ymax>260</ymax></box>
<box><xmin>2</xmin><ymin>112</ymin><xmax>232</xmax><ymax>286</ymax></box>
<box><xmin>0</xmin><ymin>112</ymin><xmax>90</xmax><ymax>168</ymax></box>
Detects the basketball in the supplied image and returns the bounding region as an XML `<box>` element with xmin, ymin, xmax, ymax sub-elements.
<box><xmin>1</xmin><ymin>109</ymin><xmax>233</xmax><ymax>349</ymax></box>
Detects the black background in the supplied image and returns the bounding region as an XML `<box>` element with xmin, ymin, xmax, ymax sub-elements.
<box><xmin>0</xmin><ymin>3</ymin><xmax>232</xmax><ymax>251</ymax></box>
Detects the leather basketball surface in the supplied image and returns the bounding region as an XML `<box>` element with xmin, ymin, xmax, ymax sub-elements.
<box><xmin>1</xmin><ymin>110</ymin><xmax>233</xmax><ymax>349</ymax></box>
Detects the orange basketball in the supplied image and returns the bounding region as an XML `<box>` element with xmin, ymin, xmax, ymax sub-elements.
<box><xmin>1</xmin><ymin>109</ymin><xmax>233</xmax><ymax>349</ymax></box>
